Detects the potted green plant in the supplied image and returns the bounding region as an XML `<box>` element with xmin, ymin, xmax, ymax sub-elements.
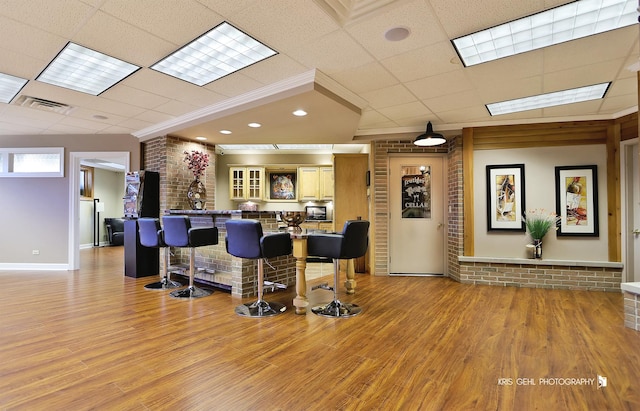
<box><xmin>523</xmin><ymin>209</ymin><xmax>560</xmax><ymax>258</ymax></box>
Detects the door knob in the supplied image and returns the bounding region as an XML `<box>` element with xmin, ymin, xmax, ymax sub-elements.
<box><xmin>633</xmin><ymin>229</ymin><xmax>640</xmax><ymax>235</ymax></box>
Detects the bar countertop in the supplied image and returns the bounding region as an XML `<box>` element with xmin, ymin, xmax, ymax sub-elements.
<box><xmin>165</xmin><ymin>209</ymin><xmax>278</xmax><ymax>216</ymax></box>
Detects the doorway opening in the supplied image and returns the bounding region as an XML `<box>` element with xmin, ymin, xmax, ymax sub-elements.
<box><xmin>621</xmin><ymin>138</ymin><xmax>639</xmax><ymax>283</ymax></box>
<box><xmin>68</xmin><ymin>152</ymin><xmax>129</xmax><ymax>270</ymax></box>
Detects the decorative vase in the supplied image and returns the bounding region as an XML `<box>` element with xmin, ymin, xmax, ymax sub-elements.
<box><xmin>187</xmin><ymin>178</ymin><xmax>206</xmax><ymax>210</ymax></box>
<box><xmin>533</xmin><ymin>239</ymin><xmax>542</xmax><ymax>259</ymax></box>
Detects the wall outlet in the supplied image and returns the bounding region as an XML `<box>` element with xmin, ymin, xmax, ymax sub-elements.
<box><xmin>32</xmin><ymin>249</ymin><xmax>39</xmax><ymax>255</ymax></box>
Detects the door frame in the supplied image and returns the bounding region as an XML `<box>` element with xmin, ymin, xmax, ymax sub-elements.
<box><xmin>387</xmin><ymin>153</ymin><xmax>448</xmax><ymax>276</ymax></box>
<box><xmin>68</xmin><ymin>152</ymin><xmax>130</xmax><ymax>270</ymax></box>
<box><xmin>620</xmin><ymin>138</ymin><xmax>638</xmax><ymax>283</ymax></box>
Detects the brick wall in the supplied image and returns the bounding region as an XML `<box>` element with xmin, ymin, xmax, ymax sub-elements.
<box><xmin>624</xmin><ymin>291</ymin><xmax>640</xmax><ymax>331</ymax></box>
<box><xmin>447</xmin><ymin>137</ymin><xmax>464</xmax><ymax>281</ymax></box>
<box><xmin>142</xmin><ymin>135</ymin><xmax>216</xmax><ymax>211</ymax></box>
<box><xmin>371</xmin><ymin>138</ymin><xmax>463</xmax><ymax>277</ymax></box>
<box><xmin>142</xmin><ymin>135</ymin><xmax>218</xmax><ymax>283</ymax></box>
<box><xmin>459</xmin><ymin>261</ymin><xmax>622</xmax><ymax>292</ymax></box>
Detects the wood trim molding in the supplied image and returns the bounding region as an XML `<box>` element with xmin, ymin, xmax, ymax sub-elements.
<box><xmin>462</xmin><ymin>118</ymin><xmax>630</xmax><ymax>262</ymax></box>
<box><xmin>606</xmin><ymin>123</ymin><xmax>621</xmax><ymax>262</ymax></box>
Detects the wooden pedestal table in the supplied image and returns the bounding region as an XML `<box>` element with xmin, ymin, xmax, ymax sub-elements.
<box><xmin>291</xmin><ymin>232</ymin><xmax>309</xmax><ymax>314</ymax></box>
<box><xmin>344</xmin><ymin>259</ymin><xmax>356</xmax><ymax>295</ymax></box>
<box><xmin>290</xmin><ymin>230</ymin><xmax>359</xmax><ymax>314</ymax></box>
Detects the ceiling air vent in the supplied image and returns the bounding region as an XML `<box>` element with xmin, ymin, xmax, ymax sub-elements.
<box><xmin>14</xmin><ymin>95</ymin><xmax>75</xmax><ymax>115</ymax></box>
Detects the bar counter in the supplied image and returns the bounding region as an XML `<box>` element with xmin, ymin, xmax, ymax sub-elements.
<box><xmin>165</xmin><ymin>209</ymin><xmax>297</xmax><ymax>298</ymax></box>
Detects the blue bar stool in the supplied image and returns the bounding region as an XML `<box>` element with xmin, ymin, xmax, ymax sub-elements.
<box><xmin>162</xmin><ymin>215</ymin><xmax>218</xmax><ymax>299</ymax></box>
<box><xmin>138</xmin><ymin>218</ymin><xmax>182</xmax><ymax>290</ymax></box>
<box><xmin>225</xmin><ymin>219</ymin><xmax>291</xmax><ymax>317</ymax></box>
<box><xmin>307</xmin><ymin>220</ymin><xmax>370</xmax><ymax>318</ymax></box>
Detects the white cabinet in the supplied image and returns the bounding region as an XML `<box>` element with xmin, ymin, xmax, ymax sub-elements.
<box><xmin>229</xmin><ymin>167</ymin><xmax>264</xmax><ymax>201</ymax></box>
<box><xmin>298</xmin><ymin>166</ymin><xmax>333</xmax><ymax>201</ymax></box>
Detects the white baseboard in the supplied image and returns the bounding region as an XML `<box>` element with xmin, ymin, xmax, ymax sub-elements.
<box><xmin>0</xmin><ymin>263</ymin><xmax>70</xmax><ymax>271</ymax></box>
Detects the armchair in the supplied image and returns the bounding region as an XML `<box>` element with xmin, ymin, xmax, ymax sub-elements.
<box><xmin>105</xmin><ymin>218</ymin><xmax>125</xmax><ymax>246</ymax></box>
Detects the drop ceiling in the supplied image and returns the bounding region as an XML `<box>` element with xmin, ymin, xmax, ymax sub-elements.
<box><xmin>0</xmin><ymin>0</ymin><xmax>637</xmax><ymax>148</ymax></box>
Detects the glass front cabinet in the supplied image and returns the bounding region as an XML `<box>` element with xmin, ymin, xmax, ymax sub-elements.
<box><xmin>229</xmin><ymin>167</ymin><xmax>264</xmax><ymax>201</ymax></box>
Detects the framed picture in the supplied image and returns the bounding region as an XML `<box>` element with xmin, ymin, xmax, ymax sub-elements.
<box><xmin>267</xmin><ymin>170</ymin><xmax>297</xmax><ymax>201</ymax></box>
<box><xmin>486</xmin><ymin>164</ymin><xmax>525</xmax><ymax>231</ymax></box>
<box><xmin>555</xmin><ymin>165</ymin><xmax>599</xmax><ymax>237</ymax></box>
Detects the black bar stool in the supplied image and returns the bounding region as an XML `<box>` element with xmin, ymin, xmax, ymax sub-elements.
<box><xmin>225</xmin><ymin>219</ymin><xmax>291</xmax><ymax>317</ymax></box>
<box><xmin>162</xmin><ymin>215</ymin><xmax>218</xmax><ymax>299</ymax></box>
<box><xmin>138</xmin><ymin>218</ymin><xmax>182</xmax><ymax>290</ymax></box>
<box><xmin>307</xmin><ymin>220</ymin><xmax>370</xmax><ymax>318</ymax></box>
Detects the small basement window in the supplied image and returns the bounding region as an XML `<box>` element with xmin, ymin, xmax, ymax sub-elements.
<box><xmin>0</xmin><ymin>147</ymin><xmax>64</xmax><ymax>177</ymax></box>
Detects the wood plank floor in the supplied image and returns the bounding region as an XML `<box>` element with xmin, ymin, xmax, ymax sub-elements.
<box><xmin>1</xmin><ymin>246</ymin><xmax>639</xmax><ymax>410</ymax></box>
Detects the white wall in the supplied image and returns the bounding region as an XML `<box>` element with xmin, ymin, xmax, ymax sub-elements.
<box><xmin>0</xmin><ymin>134</ymin><xmax>139</xmax><ymax>268</ymax></box>
<box><xmin>473</xmin><ymin>145</ymin><xmax>608</xmax><ymax>261</ymax></box>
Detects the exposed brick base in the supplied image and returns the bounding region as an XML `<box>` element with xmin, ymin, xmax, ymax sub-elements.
<box><xmin>459</xmin><ymin>260</ymin><xmax>622</xmax><ymax>292</ymax></box>
<box><xmin>624</xmin><ymin>291</ymin><xmax>640</xmax><ymax>331</ymax></box>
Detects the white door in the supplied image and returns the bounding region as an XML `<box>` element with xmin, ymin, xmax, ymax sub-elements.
<box><xmin>622</xmin><ymin>140</ymin><xmax>640</xmax><ymax>283</ymax></box>
<box><xmin>389</xmin><ymin>156</ymin><xmax>445</xmax><ymax>275</ymax></box>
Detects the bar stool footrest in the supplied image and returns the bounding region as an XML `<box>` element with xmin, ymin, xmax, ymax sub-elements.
<box><xmin>312</xmin><ymin>300</ymin><xmax>362</xmax><ymax>318</ymax></box>
<box><xmin>235</xmin><ymin>300</ymin><xmax>286</xmax><ymax>317</ymax></box>
<box><xmin>145</xmin><ymin>278</ymin><xmax>183</xmax><ymax>290</ymax></box>
<box><xmin>169</xmin><ymin>286</ymin><xmax>212</xmax><ymax>299</ymax></box>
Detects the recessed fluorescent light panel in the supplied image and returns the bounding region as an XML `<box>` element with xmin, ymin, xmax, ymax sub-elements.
<box><xmin>452</xmin><ymin>0</ymin><xmax>636</xmax><ymax>66</ymax></box>
<box><xmin>37</xmin><ymin>43</ymin><xmax>140</xmax><ymax>95</ymax></box>
<box><xmin>217</xmin><ymin>144</ymin><xmax>277</xmax><ymax>150</ymax></box>
<box><xmin>486</xmin><ymin>82</ymin><xmax>610</xmax><ymax>116</ymax></box>
<box><xmin>151</xmin><ymin>22</ymin><xmax>277</xmax><ymax>86</ymax></box>
<box><xmin>0</xmin><ymin>73</ymin><xmax>28</xmax><ymax>103</ymax></box>
<box><xmin>275</xmin><ymin>144</ymin><xmax>333</xmax><ymax>150</ymax></box>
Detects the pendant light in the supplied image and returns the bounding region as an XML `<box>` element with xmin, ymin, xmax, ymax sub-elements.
<box><xmin>413</xmin><ymin>121</ymin><xmax>446</xmax><ymax>146</ymax></box>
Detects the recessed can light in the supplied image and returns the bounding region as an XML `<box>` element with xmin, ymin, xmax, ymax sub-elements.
<box><xmin>292</xmin><ymin>109</ymin><xmax>307</xmax><ymax>117</ymax></box>
<box><xmin>92</xmin><ymin>114</ymin><xmax>108</xmax><ymax>120</ymax></box>
<box><xmin>248</xmin><ymin>122</ymin><xmax>261</xmax><ymax>128</ymax></box>
<box><xmin>195</xmin><ymin>136</ymin><xmax>207</xmax><ymax>141</ymax></box>
<box><xmin>220</xmin><ymin>130</ymin><xmax>232</xmax><ymax>134</ymax></box>
<box><xmin>384</xmin><ymin>26</ymin><xmax>410</xmax><ymax>42</ymax></box>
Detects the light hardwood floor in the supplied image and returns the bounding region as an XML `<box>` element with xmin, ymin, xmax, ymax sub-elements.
<box><xmin>1</xmin><ymin>246</ymin><xmax>639</xmax><ymax>410</ymax></box>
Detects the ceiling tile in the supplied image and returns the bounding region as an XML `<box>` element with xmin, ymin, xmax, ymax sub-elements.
<box><xmin>203</xmin><ymin>73</ymin><xmax>265</xmax><ymax>98</ymax></box>
<box><xmin>600</xmin><ymin>94</ymin><xmax>638</xmax><ymax>113</ymax></box>
<box><xmin>0</xmin><ymin>16</ymin><xmax>68</xmax><ymax>63</ymax></box>
<box><xmin>377</xmin><ymin>101</ymin><xmax>432</xmax><ymax>121</ymax></box>
<box><xmin>239</xmin><ymin>54</ymin><xmax>308</xmax><ymax>87</ymax></box>
<box><xmin>229</xmin><ymin>0</ymin><xmax>339</xmax><ymax>51</ymax></box>
<box><xmin>543</xmin><ymin>27</ymin><xmax>638</xmax><ymax>73</ymax></box>
<box><xmin>101</xmin><ymin>84</ymin><xmax>171</xmax><ymax>111</ymax></box>
<box><xmin>422</xmin><ymin>90</ymin><xmax>485</xmax><ymax>113</ymax></box>
<box><xmin>331</xmin><ymin>62</ymin><xmax>398</xmax><ymax>94</ymax></box>
<box><xmin>544</xmin><ymin>60</ymin><xmax>625</xmax><ymax>93</ymax></box>
<box><xmin>405</xmin><ymin>69</ymin><xmax>473</xmax><ymax>100</ymax></box>
<box><xmin>133</xmin><ymin>110</ymin><xmax>175</xmax><ymax>124</ymax></box>
<box><xmin>0</xmin><ymin>0</ymin><xmax>636</xmax><ymax>139</ymax></box>
<box><xmin>381</xmin><ymin>41</ymin><xmax>460</xmax><ymax>83</ymax></box>
<box><xmin>0</xmin><ymin>0</ymin><xmax>95</xmax><ymax>37</ymax></box>
<box><xmin>152</xmin><ymin>99</ymin><xmax>200</xmax><ymax>117</ymax></box>
<box><xmin>430</xmin><ymin>0</ymin><xmax>565</xmax><ymax>39</ymax></box>
<box><xmin>288</xmin><ymin>30</ymin><xmax>375</xmax><ymax>74</ymax></box>
<box><xmin>345</xmin><ymin>0</ymin><xmax>449</xmax><ymax>60</ymax></box>
<box><xmin>72</xmin><ymin>11</ymin><xmax>175</xmax><ymax>67</ymax></box>
<box><xmin>100</xmin><ymin>0</ymin><xmax>222</xmax><ymax>44</ymax></box>
<box><xmin>358</xmin><ymin>108</ymin><xmax>395</xmax><ymax>129</ymax></box>
<box><xmin>360</xmin><ymin>84</ymin><xmax>416</xmax><ymax>109</ymax></box>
